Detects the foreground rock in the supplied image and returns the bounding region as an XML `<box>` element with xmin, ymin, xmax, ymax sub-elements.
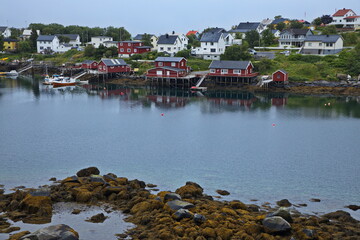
<box><xmin>20</xmin><ymin>224</ymin><xmax>79</xmax><ymax>240</ymax></box>
<box><xmin>86</xmin><ymin>213</ymin><xmax>108</xmax><ymax>223</ymax></box>
<box><xmin>262</xmin><ymin>216</ymin><xmax>291</xmax><ymax>233</ymax></box>
<box><xmin>76</xmin><ymin>167</ymin><xmax>100</xmax><ymax>177</ymax></box>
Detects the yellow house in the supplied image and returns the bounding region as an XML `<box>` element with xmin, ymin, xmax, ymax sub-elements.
<box><xmin>3</xmin><ymin>38</ymin><xmax>19</xmax><ymax>51</ymax></box>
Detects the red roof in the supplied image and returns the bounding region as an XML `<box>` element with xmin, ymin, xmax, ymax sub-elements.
<box><xmin>344</xmin><ymin>15</ymin><xmax>360</xmax><ymax>19</ymax></box>
<box><xmin>186</xmin><ymin>31</ymin><xmax>198</xmax><ymax>36</ymax></box>
<box><xmin>333</xmin><ymin>9</ymin><xmax>353</xmax><ymax>17</ymax></box>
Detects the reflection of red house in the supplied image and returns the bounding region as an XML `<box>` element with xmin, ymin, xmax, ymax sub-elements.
<box><xmin>146</xmin><ymin>95</ymin><xmax>188</xmax><ymax>108</ymax></box>
<box><xmin>118</xmin><ymin>41</ymin><xmax>151</xmax><ymax>57</ymax></box>
<box><xmin>271</xmin><ymin>98</ymin><xmax>288</xmax><ymax>106</ymax></box>
<box><xmin>97</xmin><ymin>59</ymin><xmax>131</xmax><ymax>73</ymax></box>
<box><xmin>146</xmin><ymin>57</ymin><xmax>190</xmax><ymax>78</ymax></box>
<box><xmin>81</xmin><ymin>60</ymin><xmax>98</xmax><ymax>69</ymax></box>
<box><xmin>272</xmin><ymin>69</ymin><xmax>289</xmax><ymax>83</ymax></box>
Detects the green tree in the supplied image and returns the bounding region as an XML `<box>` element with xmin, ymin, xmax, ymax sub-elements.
<box><xmin>141</xmin><ymin>33</ymin><xmax>153</xmax><ymax>47</ymax></box>
<box><xmin>29</xmin><ymin>28</ymin><xmax>38</xmax><ymax>51</ymax></box>
<box><xmin>95</xmin><ymin>44</ymin><xmax>107</xmax><ymax>58</ymax></box>
<box><xmin>187</xmin><ymin>34</ymin><xmax>200</xmax><ymax>48</ymax></box>
<box><xmin>321</xmin><ymin>25</ymin><xmax>337</xmax><ymax>35</ymax></box>
<box><xmin>321</xmin><ymin>15</ymin><xmax>333</xmax><ymax>24</ymax></box>
<box><xmin>175</xmin><ymin>49</ymin><xmax>191</xmax><ymax>58</ymax></box>
<box><xmin>274</xmin><ymin>15</ymin><xmax>282</xmax><ymax>19</ymax></box>
<box><xmin>312</xmin><ymin>17</ymin><xmax>322</xmax><ymax>26</ymax></box>
<box><xmin>17</xmin><ymin>40</ymin><xmax>32</xmax><ymax>53</ymax></box>
<box><xmin>235</xmin><ymin>32</ymin><xmax>243</xmax><ymax>39</ymax></box>
<box><xmin>290</xmin><ymin>21</ymin><xmax>304</xmax><ymax>29</ymax></box>
<box><xmin>118</xmin><ymin>27</ymin><xmax>131</xmax><ymax>41</ymax></box>
<box><xmin>276</xmin><ymin>22</ymin><xmax>286</xmax><ymax>31</ymax></box>
<box><xmin>84</xmin><ymin>44</ymin><xmax>95</xmax><ymax>57</ymax></box>
<box><xmin>245</xmin><ymin>30</ymin><xmax>260</xmax><ymax>48</ymax></box>
<box><xmin>0</xmin><ymin>36</ymin><xmax>4</xmax><ymax>51</ymax></box>
<box><xmin>108</xmin><ymin>46</ymin><xmax>118</xmax><ymax>57</ymax></box>
<box><xmin>10</xmin><ymin>28</ymin><xmax>21</xmax><ymax>38</ymax></box>
<box><xmin>220</xmin><ymin>42</ymin><xmax>251</xmax><ymax>61</ymax></box>
<box><xmin>341</xmin><ymin>32</ymin><xmax>358</xmax><ymax>46</ymax></box>
<box><xmin>261</xmin><ymin>29</ymin><xmax>275</xmax><ymax>46</ymax></box>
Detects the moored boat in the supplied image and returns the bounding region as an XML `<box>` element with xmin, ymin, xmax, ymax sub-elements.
<box><xmin>52</xmin><ymin>77</ymin><xmax>78</xmax><ymax>87</ymax></box>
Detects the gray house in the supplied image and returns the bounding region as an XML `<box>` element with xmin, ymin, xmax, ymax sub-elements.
<box><xmin>301</xmin><ymin>35</ymin><xmax>344</xmax><ymax>55</ymax></box>
<box><xmin>278</xmin><ymin>29</ymin><xmax>313</xmax><ymax>48</ymax></box>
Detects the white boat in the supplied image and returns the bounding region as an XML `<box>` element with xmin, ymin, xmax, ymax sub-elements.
<box><xmin>52</xmin><ymin>77</ymin><xmax>79</xmax><ymax>87</ymax></box>
<box><xmin>6</xmin><ymin>70</ymin><xmax>18</xmax><ymax>76</ymax></box>
<box><xmin>43</xmin><ymin>74</ymin><xmax>63</xmax><ymax>85</ymax></box>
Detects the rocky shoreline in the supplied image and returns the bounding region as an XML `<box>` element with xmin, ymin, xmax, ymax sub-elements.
<box><xmin>0</xmin><ymin>167</ymin><xmax>359</xmax><ymax>240</ymax></box>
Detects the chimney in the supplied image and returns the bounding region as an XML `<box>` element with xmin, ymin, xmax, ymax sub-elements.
<box><xmin>166</xmin><ymin>34</ymin><xmax>169</xmax><ymax>38</ymax></box>
<box><xmin>172</xmin><ymin>31</ymin><xmax>175</xmax><ymax>34</ymax></box>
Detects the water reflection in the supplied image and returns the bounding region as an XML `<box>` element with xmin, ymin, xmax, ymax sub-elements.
<box><xmin>1</xmin><ymin>76</ymin><xmax>360</xmax><ymax>118</ymax></box>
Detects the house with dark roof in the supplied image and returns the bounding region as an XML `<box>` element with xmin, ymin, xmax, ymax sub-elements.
<box><xmin>278</xmin><ymin>29</ymin><xmax>313</xmax><ymax>48</ymax></box>
<box><xmin>192</xmin><ymin>28</ymin><xmax>234</xmax><ymax>60</ymax></box>
<box><xmin>271</xmin><ymin>18</ymin><xmax>290</xmax><ymax>25</ymax></box>
<box><xmin>146</xmin><ymin>57</ymin><xmax>189</xmax><ymax>78</ymax></box>
<box><xmin>301</xmin><ymin>35</ymin><xmax>344</xmax><ymax>55</ymax></box>
<box><xmin>157</xmin><ymin>33</ymin><xmax>188</xmax><ymax>56</ymax></box>
<box><xmin>0</xmin><ymin>26</ymin><xmax>11</xmax><ymax>38</ymax></box>
<box><xmin>133</xmin><ymin>34</ymin><xmax>158</xmax><ymax>49</ymax></box>
<box><xmin>37</xmin><ymin>35</ymin><xmax>60</xmax><ymax>53</ymax></box>
<box><xmin>118</xmin><ymin>41</ymin><xmax>151</xmax><ymax>57</ymax></box>
<box><xmin>186</xmin><ymin>30</ymin><xmax>200</xmax><ymax>39</ymax></box>
<box><xmin>55</xmin><ymin>34</ymin><xmax>81</xmax><ymax>47</ymax></box>
<box><xmin>80</xmin><ymin>60</ymin><xmax>98</xmax><ymax>70</ymax></box>
<box><xmin>97</xmin><ymin>59</ymin><xmax>131</xmax><ymax>73</ymax></box>
<box><xmin>330</xmin><ymin>8</ymin><xmax>357</xmax><ymax>28</ymax></box>
<box><xmin>228</xmin><ymin>22</ymin><xmax>263</xmax><ymax>37</ymax></box>
<box><xmin>208</xmin><ymin>60</ymin><xmax>258</xmax><ymax>84</ymax></box>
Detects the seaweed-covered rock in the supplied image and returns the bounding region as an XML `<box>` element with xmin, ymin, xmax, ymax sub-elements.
<box><xmin>130</xmin><ymin>199</ymin><xmax>163</xmax><ymax>214</ymax></box>
<box><xmin>19</xmin><ymin>193</ymin><xmax>52</xmax><ymax>216</ymax></box>
<box><xmin>276</xmin><ymin>199</ymin><xmax>292</xmax><ymax>207</ymax></box>
<box><xmin>86</xmin><ymin>213</ymin><xmax>107</xmax><ymax>223</ymax></box>
<box><xmin>322</xmin><ymin>210</ymin><xmax>358</xmax><ymax>223</ymax></box>
<box><xmin>262</xmin><ymin>216</ymin><xmax>291</xmax><ymax>233</ymax></box>
<box><xmin>175</xmin><ymin>182</ymin><xmax>203</xmax><ymax>199</ymax></box>
<box><xmin>216</xmin><ymin>189</ymin><xmax>230</xmax><ymax>196</ymax></box>
<box><xmin>164</xmin><ymin>192</ymin><xmax>181</xmax><ymax>202</ymax></box>
<box><xmin>193</xmin><ymin>213</ymin><xmax>206</xmax><ymax>224</ymax></box>
<box><xmin>76</xmin><ymin>167</ymin><xmax>100</xmax><ymax>177</ymax></box>
<box><xmin>166</xmin><ymin>200</ymin><xmax>195</xmax><ymax>211</ymax></box>
<box><xmin>20</xmin><ymin>224</ymin><xmax>79</xmax><ymax>240</ymax></box>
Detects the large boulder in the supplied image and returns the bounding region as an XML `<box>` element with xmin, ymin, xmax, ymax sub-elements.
<box><xmin>166</xmin><ymin>200</ymin><xmax>195</xmax><ymax>211</ymax></box>
<box><xmin>19</xmin><ymin>193</ymin><xmax>52</xmax><ymax>216</ymax></box>
<box><xmin>173</xmin><ymin>209</ymin><xmax>192</xmax><ymax>220</ymax></box>
<box><xmin>175</xmin><ymin>182</ymin><xmax>203</xmax><ymax>199</ymax></box>
<box><xmin>76</xmin><ymin>167</ymin><xmax>100</xmax><ymax>177</ymax></box>
<box><xmin>267</xmin><ymin>207</ymin><xmax>293</xmax><ymax>223</ymax></box>
<box><xmin>276</xmin><ymin>199</ymin><xmax>292</xmax><ymax>207</ymax></box>
<box><xmin>20</xmin><ymin>224</ymin><xmax>79</xmax><ymax>240</ymax></box>
<box><xmin>322</xmin><ymin>210</ymin><xmax>358</xmax><ymax>223</ymax></box>
<box><xmin>164</xmin><ymin>193</ymin><xmax>182</xmax><ymax>202</ymax></box>
<box><xmin>262</xmin><ymin>216</ymin><xmax>291</xmax><ymax>233</ymax></box>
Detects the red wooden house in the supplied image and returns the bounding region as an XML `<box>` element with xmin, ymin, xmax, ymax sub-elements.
<box><xmin>97</xmin><ymin>59</ymin><xmax>131</xmax><ymax>73</ymax></box>
<box><xmin>146</xmin><ymin>57</ymin><xmax>190</xmax><ymax>78</ymax></box>
<box><xmin>118</xmin><ymin>41</ymin><xmax>151</xmax><ymax>57</ymax></box>
<box><xmin>272</xmin><ymin>70</ymin><xmax>289</xmax><ymax>83</ymax></box>
<box><xmin>81</xmin><ymin>60</ymin><xmax>98</xmax><ymax>69</ymax></box>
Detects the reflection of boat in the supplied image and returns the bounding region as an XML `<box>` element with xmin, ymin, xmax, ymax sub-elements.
<box><xmin>77</xmin><ymin>80</ymin><xmax>89</xmax><ymax>85</ymax></box>
<box><xmin>52</xmin><ymin>77</ymin><xmax>78</xmax><ymax>87</ymax></box>
<box><xmin>190</xmin><ymin>86</ymin><xmax>207</xmax><ymax>92</ymax></box>
<box><xmin>0</xmin><ymin>70</ymin><xmax>18</xmax><ymax>77</ymax></box>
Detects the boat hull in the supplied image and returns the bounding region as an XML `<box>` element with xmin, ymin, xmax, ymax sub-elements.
<box><xmin>53</xmin><ymin>82</ymin><xmax>77</xmax><ymax>87</ymax></box>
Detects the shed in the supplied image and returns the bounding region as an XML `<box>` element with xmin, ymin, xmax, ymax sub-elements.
<box><xmin>272</xmin><ymin>69</ymin><xmax>289</xmax><ymax>83</ymax></box>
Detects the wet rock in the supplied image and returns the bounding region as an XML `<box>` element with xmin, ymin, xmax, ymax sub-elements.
<box><xmin>20</xmin><ymin>224</ymin><xmax>79</xmax><ymax>240</ymax></box>
<box><xmin>276</xmin><ymin>199</ymin><xmax>292</xmax><ymax>207</ymax></box>
<box><xmin>262</xmin><ymin>216</ymin><xmax>291</xmax><ymax>233</ymax></box>
<box><xmin>298</xmin><ymin>203</ymin><xmax>308</xmax><ymax>207</ymax></box>
<box><xmin>49</xmin><ymin>177</ymin><xmax>57</xmax><ymax>181</ymax></box>
<box><xmin>0</xmin><ymin>189</ymin><xmax>4</xmax><ymax>195</ymax></box>
<box><xmin>322</xmin><ymin>210</ymin><xmax>358</xmax><ymax>223</ymax></box>
<box><xmin>106</xmin><ymin>173</ymin><xmax>118</xmax><ymax>179</ymax></box>
<box><xmin>173</xmin><ymin>209</ymin><xmax>192</xmax><ymax>220</ymax></box>
<box><xmin>193</xmin><ymin>213</ymin><xmax>206</xmax><ymax>224</ymax></box>
<box><xmin>164</xmin><ymin>192</ymin><xmax>181</xmax><ymax>201</ymax></box>
<box><xmin>71</xmin><ymin>209</ymin><xmax>81</xmax><ymax>215</ymax></box>
<box><xmin>0</xmin><ymin>226</ymin><xmax>20</xmax><ymax>233</ymax></box>
<box><xmin>7</xmin><ymin>231</ymin><xmax>30</xmax><ymax>240</ymax></box>
<box><xmin>76</xmin><ymin>167</ymin><xmax>100</xmax><ymax>177</ymax></box>
<box><xmin>216</xmin><ymin>189</ymin><xmax>230</xmax><ymax>196</ymax></box>
<box><xmin>90</xmin><ymin>175</ymin><xmax>107</xmax><ymax>184</ymax></box>
<box><xmin>62</xmin><ymin>176</ymin><xmax>80</xmax><ymax>183</ymax></box>
<box><xmin>310</xmin><ymin>198</ymin><xmax>321</xmax><ymax>202</ymax></box>
<box><xmin>247</xmin><ymin>204</ymin><xmax>260</xmax><ymax>212</ymax></box>
<box><xmin>303</xmin><ymin>229</ymin><xmax>317</xmax><ymax>238</ymax></box>
<box><xmin>103</xmin><ymin>174</ymin><xmax>117</xmax><ymax>183</ymax></box>
<box><xmin>229</xmin><ymin>200</ymin><xmax>248</xmax><ymax>210</ymax></box>
<box><xmin>345</xmin><ymin>204</ymin><xmax>360</xmax><ymax>211</ymax></box>
<box><xmin>104</xmin><ymin>186</ymin><xmax>126</xmax><ymax>196</ymax></box>
<box><xmin>267</xmin><ymin>207</ymin><xmax>293</xmax><ymax>223</ymax></box>
<box><xmin>146</xmin><ymin>183</ymin><xmax>157</xmax><ymax>188</ymax></box>
<box><xmin>8</xmin><ymin>200</ymin><xmax>20</xmax><ymax>211</ymax></box>
<box><xmin>175</xmin><ymin>182</ymin><xmax>203</xmax><ymax>199</ymax></box>
<box><xmin>166</xmin><ymin>200</ymin><xmax>195</xmax><ymax>211</ymax></box>
<box><xmin>129</xmin><ymin>179</ymin><xmax>146</xmax><ymax>189</ymax></box>
<box><xmin>19</xmin><ymin>193</ymin><xmax>52</xmax><ymax>216</ymax></box>
<box><xmin>71</xmin><ymin>188</ymin><xmax>93</xmax><ymax>203</ymax></box>
<box><xmin>86</xmin><ymin>213</ymin><xmax>107</xmax><ymax>223</ymax></box>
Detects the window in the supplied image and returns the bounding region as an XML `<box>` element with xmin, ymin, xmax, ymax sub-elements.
<box><xmin>158</xmin><ymin>62</ymin><xmax>163</xmax><ymax>66</ymax></box>
<box><xmin>211</xmin><ymin>42</ymin><xmax>214</xmax><ymax>46</ymax></box>
<box><xmin>127</xmin><ymin>49</ymin><xmax>131</xmax><ymax>52</ymax></box>
<box><xmin>210</xmin><ymin>69</ymin><xmax>215</xmax><ymax>73</ymax></box>
<box><xmin>174</xmin><ymin>47</ymin><xmax>176</xmax><ymax>49</ymax></box>
<box><xmin>167</xmin><ymin>47</ymin><xmax>171</xmax><ymax>51</ymax></box>
<box><xmin>211</xmin><ymin>49</ymin><xmax>216</xmax><ymax>52</ymax></box>
<box><xmin>120</xmin><ymin>48</ymin><xmax>124</xmax><ymax>52</ymax></box>
<box><xmin>134</xmin><ymin>49</ymin><xmax>137</xmax><ymax>52</ymax></box>
<box><xmin>326</xmin><ymin>43</ymin><xmax>333</xmax><ymax>47</ymax></box>
<box><xmin>120</xmin><ymin>43</ymin><xmax>123</xmax><ymax>46</ymax></box>
<box><xmin>203</xmin><ymin>48</ymin><xmax>207</xmax><ymax>50</ymax></box>
<box><xmin>319</xmin><ymin>43</ymin><xmax>322</xmax><ymax>46</ymax></box>
<box><xmin>128</xmin><ymin>43</ymin><xmax>131</xmax><ymax>46</ymax></box>
<box><xmin>308</xmin><ymin>43</ymin><xmax>312</xmax><ymax>46</ymax></box>
<box><xmin>181</xmin><ymin>62</ymin><xmax>184</xmax><ymax>66</ymax></box>
<box><xmin>160</xmin><ymin>47</ymin><xmax>164</xmax><ymax>50</ymax></box>
<box><xmin>234</xmin><ymin>70</ymin><xmax>240</xmax><ymax>74</ymax></box>
<box><xmin>171</xmin><ymin>62</ymin><xmax>176</xmax><ymax>67</ymax></box>
<box><xmin>221</xmin><ymin>69</ymin><xmax>228</xmax><ymax>74</ymax></box>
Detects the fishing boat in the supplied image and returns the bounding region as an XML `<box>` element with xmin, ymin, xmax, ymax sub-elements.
<box><xmin>0</xmin><ymin>70</ymin><xmax>18</xmax><ymax>77</ymax></box>
<box><xmin>43</xmin><ymin>74</ymin><xmax>63</xmax><ymax>85</ymax></box>
<box><xmin>52</xmin><ymin>77</ymin><xmax>78</xmax><ymax>87</ymax></box>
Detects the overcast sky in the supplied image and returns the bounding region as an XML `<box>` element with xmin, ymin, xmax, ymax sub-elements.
<box><xmin>1</xmin><ymin>0</ymin><xmax>358</xmax><ymax>35</ymax></box>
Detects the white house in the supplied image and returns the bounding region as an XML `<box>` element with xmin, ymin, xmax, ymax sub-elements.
<box><xmin>271</xmin><ymin>30</ymin><xmax>281</xmax><ymax>38</ymax></box>
<box><xmin>56</xmin><ymin>34</ymin><xmax>81</xmax><ymax>47</ymax></box>
<box><xmin>330</xmin><ymin>8</ymin><xmax>357</xmax><ymax>28</ymax></box>
<box><xmin>57</xmin><ymin>43</ymin><xmax>73</xmax><ymax>53</ymax></box>
<box><xmin>192</xmin><ymin>28</ymin><xmax>234</xmax><ymax>60</ymax></box>
<box><xmin>88</xmin><ymin>36</ymin><xmax>113</xmax><ymax>48</ymax></box>
<box><xmin>103</xmin><ymin>41</ymin><xmax>119</xmax><ymax>48</ymax></box>
<box><xmin>133</xmin><ymin>34</ymin><xmax>158</xmax><ymax>49</ymax></box>
<box><xmin>0</xmin><ymin>26</ymin><xmax>11</xmax><ymax>38</ymax></box>
<box><xmin>21</xmin><ymin>29</ymin><xmax>41</xmax><ymax>39</ymax></box>
<box><xmin>228</xmin><ymin>22</ymin><xmax>263</xmax><ymax>40</ymax></box>
<box><xmin>278</xmin><ymin>29</ymin><xmax>313</xmax><ymax>48</ymax></box>
<box><xmin>37</xmin><ymin>35</ymin><xmax>60</xmax><ymax>53</ymax></box>
<box><xmin>301</xmin><ymin>35</ymin><xmax>344</xmax><ymax>55</ymax></box>
<box><xmin>157</xmin><ymin>33</ymin><xmax>188</xmax><ymax>56</ymax></box>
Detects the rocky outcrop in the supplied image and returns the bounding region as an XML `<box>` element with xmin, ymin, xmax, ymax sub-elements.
<box><xmin>262</xmin><ymin>216</ymin><xmax>291</xmax><ymax>233</ymax></box>
<box><xmin>76</xmin><ymin>167</ymin><xmax>100</xmax><ymax>177</ymax></box>
<box><xmin>20</xmin><ymin>224</ymin><xmax>79</xmax><ymax>240</ymax></box>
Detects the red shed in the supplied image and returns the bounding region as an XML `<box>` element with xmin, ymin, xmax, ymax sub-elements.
<box><xmin>97</xmin><ymin>59</ymin><xmax>131</xmax><ymax>73</ymax></box>
<box><xmin>118</xmin><ymin>41</ymin><xmax>151</xmax><ymax>56</ymax></box>
<box><xmin>81</xmin><ymin>60</ymin><xmax>98</xmax><ymax>70</ymax></box>
<box><xmin>146</xmin><ymin>57</ymin><xmax>189</xmax><ymax>78</ymax></box>
<box><xmin>272</xmin><ymin>70</ymin><xmax>289</xmax><ymax>83</ymax></box>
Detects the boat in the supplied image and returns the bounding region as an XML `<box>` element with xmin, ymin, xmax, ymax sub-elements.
<box><xmin>43</xmin><ymin>74</ymin><xmax>63</xmax><ymax>85</ymax></box>
<box><xmin>0</xmin><ymin>70</ymin><xmax>18</xmax><ymax>77</ymax></box>
<box><xmin>52</xmin><ymin>77</ymin><xmax>78</xmax><ymax>87</ymax></box>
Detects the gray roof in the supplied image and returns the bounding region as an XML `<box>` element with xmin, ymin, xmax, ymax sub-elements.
<box><xmin>82</xmin><ymin>60</ymin><xmax>97</xmax><ymax>64</ymax></box>
<box><xmin>37</xmin><ymin>35</ymin><xmax>57</xmax><ymax>41</ymax></box>
<box><xmin>200</xmin><ymin>28</ymin><xmax>226</xmax><ymax>42</ymax></box>
<box><xmin>228</xmin><ymin>29</ymin><xmax>252</xmax><ymax>33</ymax></box>
<box><xmin>160</xmin><ymin>66</ymin><xmax>184</xmax><ymax>72</ymax></box>
<box><xmin>103</xmin><ymin>41</ymin><xmax>119</xmax><ymax>44</ymax></box>
<box><xmin>271</xmin><ymin>30</ymin><xmax>280</xmax><ymax>34</ymax></box>
<box><xmin>60</xmin><ymin>43</ymin><xmax>72</xmax><ymax>47</ymax></box>
<box><xmin>271</xmin><ymin>18</ymin><xmax>290</xmax><ymax>25</ymax></box>
<box><xmin>281</xmin><ymin>29</ymin><xmax>312</xmax><ymax>36</ymax></box>
<box><xmin>305</xmin><ymin>35</ymin><xmax>342</xmax><ymax>43</ymax></box>
<box><xmin>157</xmin><ymin>35</ymin><xmax>178</xmax><ymax>44</ymax></box>
<box><xmin>3</xmin><ymin>38</ymin><xmax>19</xmax><ymax>42</ymax></box>
<box><xmin>0</xmin><ymin>26</ymin><xmax>8</xmax><ymax>32</ymax></box>
<box><xmin>136</xmin><ymin>46</ymin><xmax>152</xmax><ymax>49</ymax></box>
<box><xmin>236</xmin><ymin>22</ymin><xmax>260</xmax><ymax>30</ymax></box>
<box><xmin>55</xmin><ymin>34</ymin><xmax>79</xmax><ymax>40</ymax></box>
<box><xmin>133</xmin><ymin>34</ymin><xmax>155</xmax><ymax>40</ymax></box>
<box><xmin>155</xmin><ymin>57</ymin><xmax>185</xmax><ymax>62</ymax></box>
<box><xmin>100</xmin><ymin>59</ymin><xmax>128</xmax><ymax>66</ymax></box>
<box><xmin>275</xmin><ymin>69</ymin><xmax>288</xmax><ymax>74</ymax></box>
<box><xmin>209</xmin><ymin>60</ymin><xmax>251</xmax><ymax>69</ymax></box>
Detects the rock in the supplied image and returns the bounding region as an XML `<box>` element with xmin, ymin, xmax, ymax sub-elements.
<box><xmin>89</xmin><ymin>175</ymin><xmax>107</xmax><ymax>184</ymax></box>
<box><xmin>216</xmin><ymin>189</ymin><xmax>230</xmax><ymax>196</ymax></box>
<box><xmin>229</xmin><ymin>200</ymin><xmax>248</xmax><ymax>210</ymax></box>
<box><xmin>7</xmin><ymin>231</ymin><xmax>30</xmax><ymax>240</ymax></box>
<box><xmin>71</xmin><ymin>209</ymin><xmax>81</xmax><ymax>214</ymax></box>
<box><xmin>76</xmin><ymin>167</ymin><xmax>100</xmax><ymax>177</ymax></box>
<box><xmin>303</xmin><ymin>229</ymin><xmax>317</xmax><ymax>238</ymax></box>
<box><xmin>106</xmin><ymin>173</ymin><xmax>117</xmax><ymax>179</ymax></box>
<box><xmin>19</xmin><ymin>193</ymin><xmax>52</xmax><ymax>216</ymax></box>
<box><xmin>62</xmin><ymin>176</ymin><xmax>80</xmax><ymax>183</ymax></box>
<box><xmin>104</xmin><ymin>186</ymin><xmax>126</xmax><ymax>196</ymax></box>
<box><xmin>262</xmin><ymin>216</ymin><xmax>291</xmax><ymax>233</ymax></box>
<box><xmin>322</xmin><ymin>210</ymin><xmax>358</xmax><ymax>223</ymax></box>
<box><xmin>166</xmin><ymin>200</ymin><xmax>195</xmax><ymax>211</ymax></box>
<box><xmin>175</xmin><ymin>182</ymin><xmax>203</xmax><ymax>199</ymax></box>
<box><xmin>130</xmin><ymin>200</ymin><xmax>163</xmax><ymax>214</ymax></box>
<box><xmin>310</xmin><ymin>198</ymin><xmax>321</xmax><ymax>202</ymax></box>
<box><xmin>202</xmin><ymin>227</ymin><xmax>216</xmax><ymax>238</ymax></box>
<box><xmin>267</xmin><ymin>207</ymin><xmax>293</xmax><ymax>223</ymax></box>
<box><xmin>86</xmin><ymin>213</ymin><xmax>107</xmax><ymax>223</ymax></box>
<box><xmin>0</xmin><ymin>189</ymin><xmax>4</xmax><ymax>195</ymax></box>
<box><xmin>0</xmin><ymin>226</ymin><xmax>20</xmax><ymax>233</ymax></box>
<box><xmin>247</xmin><ymin>204</ymin><xmax>260</xmax><ymax>212</ymax></box>
<box><xmin>173</xmin><ymin>209</ymin><xmax>192</xmax><ymax>220</ymax></box>
<box><xmin>20</xmin><ymin>224</ymin><xmax>79</xmax><ymax>240</ymax></box>
<box><xmin>103</xmin><ymin>174</ymin><xmax>117</xmax><ymax>183</ymax></box>
<box><xmin>146</xmin><ymin>183</ymin><xmax>157</xmax><ymax>188</ymax></box>
<box><xmin>29</xmin><ymin>187</ymin><xmax>51</xmax><ymax>197</ymax></box>
<box><xmin>298</xmin><ymin>203</ymin><xmax>307</xmax><ymax>207</ymax></box>
<box><xmin>129</xmin><ymin>179</ymin><xmax>146</xmax><ymax>189</ymax></box>
<box><xmin>164</xmin><ymin>193</ymin><xmax>181</xmax><ymax>201</ymax></box>
<box><xmin>8</xmin><ymin>200</ymin><xmax>20</xmax><ymax>211</ymax></box>
<box><xmin>193</xmin><ymin>213</ymin><xmax>206</xmax><ymax>224</ymax></box>
<box><xmin>276</xmin><ymin>199</ymin><xmax>292</xmax><ymax>207</ymax></box>
<box><xmin>49</xmin><ymin>177</ymin><xmax>57</xmax><ymax>181</ymax></box>
<box><xmin>345</xmin><ymin>205</ymin><xmax>360</xmax><ymax>211</ymax></box>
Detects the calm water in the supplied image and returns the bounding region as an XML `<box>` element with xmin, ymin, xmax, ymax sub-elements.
<box><xmin>1</xmin><ymin>76</ymin><xmax>360</xmax><ymax>222</ymax></box>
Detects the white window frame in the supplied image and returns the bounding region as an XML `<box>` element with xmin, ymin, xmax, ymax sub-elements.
<box><xmin>171</xmin><ymin>62</ymin><xmax>176</xmax><ymax>67</ymax></box>
<box><xmin>221</xmin><ymin>69</ymin><xmax>228</xmax><ymax>74</ymax></box>
<box><xmin>233</xmin><ymin>70</ymin><xmax>240</xmax><ymax>74</ymax></box>
<box><xmin>158</xmin><ymin>62</ymin><xmax>163</xmax><ymax>67</ymax></box>
<box><xmin>210</xmin><ymin>69</ymin><xmax>215</xmax><ymax>73</ymax></box>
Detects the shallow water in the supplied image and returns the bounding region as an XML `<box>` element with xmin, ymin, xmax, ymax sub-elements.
<box><xmin>0</xmin><ymin>76</ymin><xmax>359</xmax><ymax>223</ymax></box>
